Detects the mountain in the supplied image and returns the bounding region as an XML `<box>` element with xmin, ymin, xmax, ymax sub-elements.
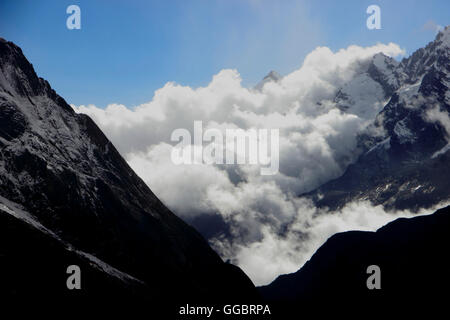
<box><xmin>0</xmin><ymin>38</ymin><xmax>258</xmax><ymax>307</ymax></box>
<box><xmin>259</xmin><ymin>204</ymin><xmax>450</xmax><ymax>315</ymax></box>
<box><xmin>333</xmin><ymin>52</ymin><xmax>401</xmax><ymax>120</ymax></box>
<box><xmin>258</xmin><ymin>27</ymin><xmax>450</xmax><ymax>317</ymax></box>
<box><xmin>306</xmin><ymin>26</ymin><xmax>450</xmax><ymax>211</ymax></box>
<box><xmin>255</xmin><ymin>70</ymin><xmax>282</xmax><ymax>90</ymax></box>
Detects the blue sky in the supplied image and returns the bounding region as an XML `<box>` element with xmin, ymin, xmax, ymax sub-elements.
<box><xmin>0</xmin><ymin>0</ymin><xmax>448</xmax><ymax>107</ymax></box>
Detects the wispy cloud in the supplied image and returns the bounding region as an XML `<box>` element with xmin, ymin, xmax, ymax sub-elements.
<box><xmin>423</xmin><ymin>20</ymin><xmax>444</xmax><ymax>34</ymax></box>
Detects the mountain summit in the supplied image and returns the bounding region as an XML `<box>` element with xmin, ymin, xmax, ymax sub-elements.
<box><xmin>260</xmin><ymin>26</ymin><xmax>450</xmax><ymax>315</ymax></box>
<box><xmin>0</xmin><ymin>38</ymin><xmax>257</xmax><ymax>305</ymax></box>
<box><xmin>308</xmin><ymin>26</ymin><xmax>450</xmax><ymax>211</ymax></box>
<box><xmin>255</xmin><ymin>70</ymin><xmax>282</xmax><ymax>90</ymax></box>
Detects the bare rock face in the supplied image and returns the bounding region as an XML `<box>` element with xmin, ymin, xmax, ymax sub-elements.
<box><xmin>259</xmin><ymin>27</ymin><xmax>450</xmax><ymax>316</ymax></box>
<box><xmin>0</xmin><ymin>38</ymin><xmax>257</xmax><ymax>306</ymax></box>
<box><xmin>307</xmin><ymin>27</ymin><xmax>450</xmax><ymax>211</ymax></box>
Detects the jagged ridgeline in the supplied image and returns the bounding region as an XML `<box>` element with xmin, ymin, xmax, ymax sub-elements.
<box><xmin>260</xmin><ymin>27</ymin><xmax>450</xmax><ymax>316</ymax></box>
<box><xmin>0</xmin><ymin>38</ymin><xmax>258</xmax><ymax>306</ymax></box>
<box><xmin>306</xmin><ymin>27</ymin><xmax>450</xmax><ymax>211</ymax></box>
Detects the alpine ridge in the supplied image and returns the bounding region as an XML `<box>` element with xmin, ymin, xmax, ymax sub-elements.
<box><xmin>0</xmin><ymin>37</ymin><xmax>258</xmax><ymax>308</ymax></box>
<box><xmin>307</xmin><ymin>26</ymin><xmax>450</xmax><ymax>211</ymax></box>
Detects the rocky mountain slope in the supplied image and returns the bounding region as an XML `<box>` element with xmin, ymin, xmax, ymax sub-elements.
<box><xmin>307</xmin><ymin>26</ymin><xmax>450</xmax><ymax>211</ymax></box>
<box><xmin>260</xmin><ymin>204</ymin><xmax>450</xmax><ymax>314</ymax></box>
<box><xmin>0</xmin><ymin>37</ymin><xmax>257</xmax><ymax>306</ymax></box>
<box><xmin>259</xmin><ymin>28</ymin><xmax>450</xmax><ymax>315</ymax></box>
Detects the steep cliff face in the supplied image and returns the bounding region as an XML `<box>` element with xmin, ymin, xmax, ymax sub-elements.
<box><xmin>307</xmin><ymin>27</ymin><xmax>450</xmax><ymax>211</ymax></box>
<box><xmin>0</xmin><ymin>38</ymin><xmax>257</xmax><ymax>304</ymax></box>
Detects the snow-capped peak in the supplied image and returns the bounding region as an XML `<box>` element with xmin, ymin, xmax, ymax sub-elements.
<box><xmin>435</xmin><ymin>25</ymin><xmax>450</xmax><ymax>49</ymax></box>
<box><xmin>254</xmin><ymin>70</ymin><xmax>282</xmax><ymax>90</ymax></box>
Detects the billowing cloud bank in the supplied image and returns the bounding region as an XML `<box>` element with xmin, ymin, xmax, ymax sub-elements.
<box><xmin>74</xmin><ymin>42</ymin><xmax>416</xmax><ymax>285</ymax></box>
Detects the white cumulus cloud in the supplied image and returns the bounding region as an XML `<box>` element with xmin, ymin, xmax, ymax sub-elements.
<box><xmin>73</xmin><ymin>42</ymin><xmax>408</xmax><ymax>285</ymax></box>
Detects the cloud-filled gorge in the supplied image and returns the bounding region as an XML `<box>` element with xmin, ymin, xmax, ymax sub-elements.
<box><xmin>73</xmin><ymin>42</ymin><xmax>440</xmax><ymax>286</ymax></box>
